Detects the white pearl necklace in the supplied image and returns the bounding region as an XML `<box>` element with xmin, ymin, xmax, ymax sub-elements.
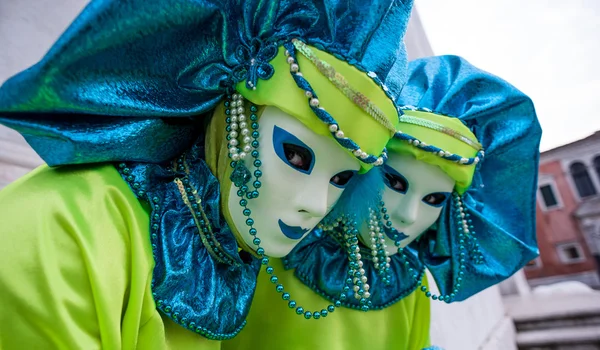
<box><xmin>228</xmin><ymin>93</ymin><xmax>252</xmax><ymax>161</ymax></box>
<box><xmin>368</xmin><ymin>208</ymin><xmax>391</xmax><ymax>278</ymax></box>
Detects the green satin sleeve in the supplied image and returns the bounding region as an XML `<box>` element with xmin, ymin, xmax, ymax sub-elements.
<box><xmin>222</xmin><ymin>258</ymin><xmax>431</xmax><ymax>350</ymax></box>
<box><xmin>0</xmin><ymin>164</ymin><xmax>220</xmax><ymax>349</ymax></box>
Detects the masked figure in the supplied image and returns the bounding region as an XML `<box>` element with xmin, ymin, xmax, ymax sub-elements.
<box><xmin>278</xmin><ymin>55</ymin><xmax>541</xmax><ymax>349</ymax></box>
<box><xmin>0</xmin><ymin>0</ymin><xmax>414</xmax><ymax>349</ymax></box>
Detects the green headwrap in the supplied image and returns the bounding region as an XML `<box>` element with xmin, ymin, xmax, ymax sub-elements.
<box><xmin>387</xmin><ymin>110</ymin><xmax>481</xmax><ymax>194</ymax></box>
<box><xmin>237</xmin><ymin>44</ymin><xmax>399</xmax><ymax>173</ymax></box>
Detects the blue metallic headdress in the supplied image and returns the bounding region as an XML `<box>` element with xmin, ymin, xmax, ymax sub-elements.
<box><xmin>0</xmin><ymin>0</ymin><xmax>413</xmax><ymax>167</ymax></box>
<box><xmin>397</xmin><ymin>55</ymin><xmax>541</xmax><ymax>301</ymax></box>
<box><xmin>0</xmin><ymin>0</ymin><xmax>415</xmax><ymax>339</ymax></box>
<box><xmin>286</xmin><ymin>55</ymin><xmax>541</xmax><ymax>307</ymax></box>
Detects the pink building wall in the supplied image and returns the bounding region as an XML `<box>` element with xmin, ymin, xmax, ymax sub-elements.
<box><xmin>526</xmin><ymin>159</ymin><xmax>597</xmax><ymax>280</ymax></box>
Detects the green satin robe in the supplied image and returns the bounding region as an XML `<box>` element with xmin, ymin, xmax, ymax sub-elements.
<box><xmin>0</xmin><ymin>164</ymin><xmax>430</xmax><ymax>349</ymax></box>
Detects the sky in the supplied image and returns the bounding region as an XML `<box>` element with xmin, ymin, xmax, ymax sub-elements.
<box><xmin>416</xmin><ymin>0</ymin><xmax>600</xmax><ymax>152</ymax></box>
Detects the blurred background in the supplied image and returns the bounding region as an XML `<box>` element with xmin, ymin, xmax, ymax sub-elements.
<box><xmin>1</xmin><ymin>1</ymin><xmax>599</xmax><ymax>349</ymax></box>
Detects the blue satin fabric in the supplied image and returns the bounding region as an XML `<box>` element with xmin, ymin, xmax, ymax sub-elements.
<box><xmin>119</xmin><ymin>134</ymin><xmax>261</xmax><ymax>339</ymax></box>
<box><xmin>0</xmin><ymin>0</ymin><xmax>413</xmax><ymax>167</ymax></box>
<box><xmin>284</xmin><ymin>228</ymin><xmax>423</xmax><ymax>309</ymax></box>
<box><xmin>285</xmin><ymin>55</ymin><xmax>541</xmax><ymax>304</ymax></box>
<box><xmin>399</xmin><ymin>55</ymin><xmax>541</xmax><ymax>301</ymax></box>
<box><xmin>2</xmin><ymin>115</ymin><xmax>204</xmax><ymax>165</ymax></box>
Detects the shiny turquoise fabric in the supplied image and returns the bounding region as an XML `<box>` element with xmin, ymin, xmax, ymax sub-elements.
<box><xmin>285</xmin><ymin>55</ymin><xmax>541</xmax><ymax>304</ymax></box>
<box><xmin>284</xmin><ymin>228</ymin><xmax>424</xmax><ymax>309</ymax></box>
<box><xmin>118</xmin><ymin>133</ymin><xmax>261</xmax><ymax>339</ymax></box>
<box><xmin>399</xmin><ymin>55</ymin><xmax>541</xmax><ymax>301</ymax></box>
<box><xmin>0</xmin><ymin>0</ymin><xmax>413</xmax><ymax>167</ymax></box>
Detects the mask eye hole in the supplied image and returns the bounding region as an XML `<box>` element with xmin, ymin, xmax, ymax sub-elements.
<box><xmin>273</xmin><ymin>125</ymin><xmax>316</xmax><ymax>174</ymax></box>
<box><xmin>330</xmin><ymin>170</ymin><xmax>357</xmax><ymax>188</ymax></box>
<box><xmin>382</xmin><ymin>165</ymin><xmax>409</xmax><ymax>194</ymax></box>
<box><xmin>283</xmin><ymin>143</ymin><xmax>312</xmax><ymax>171</ymax></box>
<box><xmin>384</xmin><ymin>172</ymin><xmax>408</xmax><ymax>194</ymax></box>
<box><xmin>422</xmin><ymin>192</ymin><xmax>450</xmax><ymax>207</ymax></box>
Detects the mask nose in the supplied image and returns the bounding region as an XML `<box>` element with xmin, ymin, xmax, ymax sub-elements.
<box><xmin>295</xmin><ymin>180</ymin><xmax>331</xmax><ymax>219</ymax></box>
<box><xmin>395</xmin><ymin>195</ymin><xmax>419</xmax><ymax>226</ymax></box>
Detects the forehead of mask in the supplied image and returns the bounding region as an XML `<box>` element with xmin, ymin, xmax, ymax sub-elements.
<box><xmin>228</xmin><ymin>106</ymin><xmax>360</xmax><ymax>257</ymax></box>
<box><xmin>360</xmin><ymin>153</ymin><xmax>455</xmax><ymax>256</ymax></box>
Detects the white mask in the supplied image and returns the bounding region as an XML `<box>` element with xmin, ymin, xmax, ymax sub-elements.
<box><xmin>360</xmin><ymin>152</ymin><xmax>455</xmax><ymax>255</ymax></box>
<box><xmin>229</xmin><ymin>106</ymin><xmax>360</xmax><ymax>257</ymax></box>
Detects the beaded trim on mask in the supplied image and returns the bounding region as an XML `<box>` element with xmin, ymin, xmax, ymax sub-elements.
<box><xmin>398</xmin><ymin>114</ymin><xmax>482</xmax><ymax>151</ymax></box>
<box><xmin>395</xmin><ymin>105</ymin><xmax>485</xmax><ymax>166</ymax></box>
<box><xmin>293</xmin><ymin>39</ymin><xmax>397</xmax><ymax>135</ymax></box>
<box><xmin>283</xmin><ymin>40</ymin><xmax>387</xmax><ymax>166</ymax></box>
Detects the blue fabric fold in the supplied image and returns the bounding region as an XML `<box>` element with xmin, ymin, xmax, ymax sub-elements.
<box><xmin>400</xmin><ymin>55</ymin><xmax>541</xmax><ymax>301</ymax></box>
<box><xmin>117</xmin><ymin>136</ymin><xmax>261</xmax><ymax>339</ymax></box>
<box><xmin>0</xmin><ymin>0</ymin><xmax>413</xmax><ymax>166</ymax></box>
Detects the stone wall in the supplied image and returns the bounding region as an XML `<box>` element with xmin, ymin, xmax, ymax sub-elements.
<box><xmin>427</xmin><ymin>273</ymin><xmax>516</xmax><ymax>350</ymax></box>
<box><xmin>0</xmin><ymin>127</ymin><xmax>42</xmax><ymax>188</ymax></box>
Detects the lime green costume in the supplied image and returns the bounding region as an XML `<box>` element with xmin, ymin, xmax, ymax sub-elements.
<box><xmin>0</xmin><ymin>165</ymin><xmax>217</xmax><ymax>349</ymax></box>
<box><xmin>224</xmin><ymin>264</ymin><xmax>430</xmax><ymax>349</ymax></box>
<box><xmin>0</xmin><ymin>164</ymin><xmax>429</xmax><ymax>349</ymax></box>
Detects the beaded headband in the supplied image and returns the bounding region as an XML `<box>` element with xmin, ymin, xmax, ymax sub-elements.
<box><xmin>394</xmin><ymin>106</ymin><xmax>485</xmax><ymax>166</ymax></box>
<box><xmin>292</xmin><ymin>39</ymin><xmax>397</xmax><ymax>135</ymax></box>
<box><xmin>282</xmin><ymin>40</ymin><xmax>389</xmax><ymax>166</ymax></box>
<box><xmin>398</xmin><ymin>114</ymin><xmax>482</xmax><ymax>151</ymax></box>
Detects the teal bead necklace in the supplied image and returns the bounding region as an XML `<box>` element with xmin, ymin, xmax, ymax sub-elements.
<box><xmin>226</xmin><ymin>93</ymin><xmax>370</xmax><ymax>319</ymax></box>
<box><xmin>318</xmin><ymin>215</ymin><xmax>374</xmax><ymax>311</ymax></box>
<box><xmin>320</xmin><ymin>194</ymin><xmax>484</xmax><ymax>307</ymax></box>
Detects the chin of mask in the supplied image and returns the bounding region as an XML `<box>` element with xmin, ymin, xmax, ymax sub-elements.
<box><xmin>360</xmin><ymin>153</ymin><xmax>455</xmax><ymax>256</ymax></box>
<box><xmin>229</xmin><ymin>106</ymin><xmax>360</xmax><ymax>258</ymax></box>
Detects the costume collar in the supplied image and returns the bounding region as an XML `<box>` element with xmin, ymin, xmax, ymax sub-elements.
<box><xmin>117</xmin><ymin>136</ymin><xmax>261</xmax><ymax>340</ymax></box>
<box><xmin>284</xmin><ymin>228</ymin><xmax>424</xmax><ymax>309</ymax></box>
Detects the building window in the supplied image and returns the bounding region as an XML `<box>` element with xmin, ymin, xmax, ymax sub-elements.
<box><xmin>525</xmin><ymin>257</ymin><xmax>542</xmax><ymax>269</ymax></box>
<box><xmin>537</xmin><ymin>178</ymin><xmax>562</xmax><ymax>211</ymax></box>
<box><xmin>556</xmin><ymin>243</ymin><xmax>585</xmax><ymax>264</ymax></box>
<box><xmin>570</xmin><ymin>162</ymin><xmax>597</xmax><ymax>199</ymax></box>
<box><xmin>539</xmin><ymin>184</ymin><xmax>559</xmax><ymax>209</ymax></box>
<box><xmin>594</xmin><ymin>155</ymin><xmax>600</xmax><ymax>183</ymax></box>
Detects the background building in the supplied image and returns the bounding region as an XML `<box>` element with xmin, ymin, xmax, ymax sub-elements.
<box><xmin>526</xmin><ymin>131</ymin><xmax>600</xmax><ymax>288</ymax></box>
